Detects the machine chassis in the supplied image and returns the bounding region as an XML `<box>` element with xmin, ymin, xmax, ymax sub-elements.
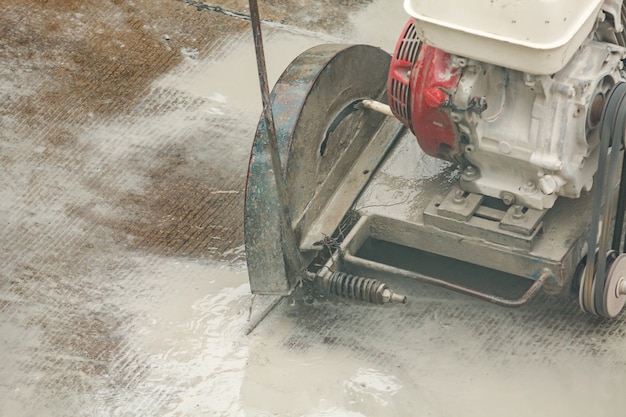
<box><xmin>244</xmin><ymin>38</ymin><xmax>626</xmax><ymax>315</ymax></box>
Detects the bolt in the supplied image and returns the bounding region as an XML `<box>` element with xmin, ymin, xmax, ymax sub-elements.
<box><xmin>617</xmin><ymin>278</ymin><xmax>626</xmax><ymax>297</ymax></box>
<box><xmin>382</xmin><ymin>288</ymin><xmax>408</xmax><ymax>304</ymax></box>
<box><xmin>451</xmin><ymin>55</ymin><xmax>468</xmax><ymax>68</ymax></box>
<box><xmin>512</xmin><ymin>204</ymin><xmax>526</xmax><ymax>220</ymax></box>
<box><xmin>462</xmin><ymin>165</ymin><xmax>479</xmax><ymax>181</ymax></box>
<box><xmin>539</xmin><ymin>175</ymin><xmax>559</xmax><ymax>195</ymax></box>
<box><xmin>502</xmin><ymin>192</ymin><xmax>516</xmax><ymax>206</ymax></box>
<box><xmin>522</xmin><ymin>181</ymin><xmax>537</xmax><ymax>194</ymax></box>
<box><xmin>453</xmin><ymin>189</ymin><xmax>466</xmax><ymax>205</ymax></box>
<box><xmin>451</xmin><ymin>112</ymin><xmax>462</xmax><ymax>122</ymax></box>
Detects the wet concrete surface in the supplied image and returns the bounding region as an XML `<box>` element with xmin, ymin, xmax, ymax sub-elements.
<box><xmin>2</xmin><ymin>1</ymin><xmax>626</xmax><ymax>416</ymax></box>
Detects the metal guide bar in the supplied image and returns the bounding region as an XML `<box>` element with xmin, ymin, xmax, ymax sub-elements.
<box><xmin>247</xmin><ymin>0</ymin><xmax>304</xmax><ymax>284</ymax></box>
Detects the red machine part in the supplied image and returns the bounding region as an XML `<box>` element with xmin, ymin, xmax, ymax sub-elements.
<box><xmin>388</xmin><ymin>20</ymin><xmax>462</xmax><ymax>161</ymax></box>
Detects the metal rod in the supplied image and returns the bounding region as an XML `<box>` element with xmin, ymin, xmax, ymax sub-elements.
<box><xmin>360</xmin><ymin>99</ymin><xmax>394</xmax><ymax>117</ymax></box>
<box><xmin>247</xmin><ymin>0</ymin><xmax>303</xmax><ymax>277</ymax></box>
<box><xmin>619</xmin><ymin>279</ymin><xmax>626</xmax><ymax>296</ymax></box>
<box><xmin>342</xmin><ymin>252</ymin><xmax>551</xmax><ymax>308</ymax></box>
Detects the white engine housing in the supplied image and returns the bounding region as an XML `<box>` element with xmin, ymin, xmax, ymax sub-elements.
<box><xmin>454</xmin><ymin>39</ymin><xmax>626</xmax><ymax>209</ymax></box>
<box><xmin>395</xmin><ymin>0</ymin><xmax>626</xmax><ymax>210</ymax></box>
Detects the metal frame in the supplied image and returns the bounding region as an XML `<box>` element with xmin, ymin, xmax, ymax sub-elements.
<box><xmin>245</xmin><ymin>0</ymin><xmax>626</xmax><ymax>315</ymax></box>
<box><xmin>317</xmin><ymin>215</ymin><xmax>551</xmax><ymax>307</ymax></box>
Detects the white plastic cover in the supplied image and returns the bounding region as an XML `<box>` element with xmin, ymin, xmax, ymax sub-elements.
<box><xmin>404</xmin><ymin>0</ymin><xmax>605</xmax><ymax>74</ymax></box>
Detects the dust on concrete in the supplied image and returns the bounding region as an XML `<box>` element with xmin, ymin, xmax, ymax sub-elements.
<box><xmin>4</xmin><ymin>0</ymin><xmax>232</xmax><ymax>116</ymax></box>
<box><xmin>1</xmin><ymin>0</ymin><xmax>249</xmax><ymax>154</ymax></box>
<box><xmin>194</xmin><ymin>0</ymin><xmax>374</xmax><ymax>33</ymax></box>
<box><xmin>62</xmin><ymin>22</ymin><xmax>331</xmax><ymax>265</ymax></box>
<box><xmin>241</xmin><ymin>277</ymin><xmax>626</xmax><ymax>417</ymax></box>
<box><xmin>0</xmin><ymin>0</ymin><xmax>255</xmax><ymax>413</ymax></box>
<box><xmin>104</xmin><ymin>259</ymin><xmax>253</xmax><ymax>416</ymax></box>
<box><xmin>1</xmin><ymin>0</ymin><xmax>253</xmax><ymax>263</ymax></box>
<box><xmin>4</xmin><ymin>0</ymin><xmax>626</xmax><ymax>416</ymax></box>
<box><xmin>93</xmin><ymin>156</ymin><xmax>246</xmax><ymax>261</ymax></box>
<box><xmin>0</xmin><ymin>0</ymin><xmax>393</xmax><ymax>265</ymax></box>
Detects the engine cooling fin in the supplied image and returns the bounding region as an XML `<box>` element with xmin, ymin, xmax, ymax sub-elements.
<box><xmin>388</xmin><ymin>19</ymin><xmax>420</xmax><ymax>127</ymax></box>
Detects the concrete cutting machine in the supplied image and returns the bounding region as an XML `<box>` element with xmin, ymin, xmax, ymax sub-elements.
<box><xmin>244</xmin><ymin>0</ymin><xmax>626</xmax><ymax>317</ymax></box>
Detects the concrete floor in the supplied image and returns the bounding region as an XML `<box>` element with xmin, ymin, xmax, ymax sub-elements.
<box><xmin>2</xmin><ymin>1</ymin><xmax>626</xmax><ymax>416</ymax></box>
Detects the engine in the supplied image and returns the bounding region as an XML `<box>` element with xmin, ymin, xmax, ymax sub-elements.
<box><xmin>389</xmin><ymin>1</ymin><xmax>626</xmax><ymax>209</ymax></box>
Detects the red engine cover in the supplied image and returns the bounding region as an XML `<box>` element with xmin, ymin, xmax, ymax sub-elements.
<box><xmin>388</xmin><ymin>20</ymin><xmax>461</xmax><ymax>161</ymax></box>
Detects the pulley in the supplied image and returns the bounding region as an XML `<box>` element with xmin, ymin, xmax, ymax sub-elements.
<box><xmin>578</xmin><ymin>82</ymin><xmax>626</xmax><ymax>318</ymax></box>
